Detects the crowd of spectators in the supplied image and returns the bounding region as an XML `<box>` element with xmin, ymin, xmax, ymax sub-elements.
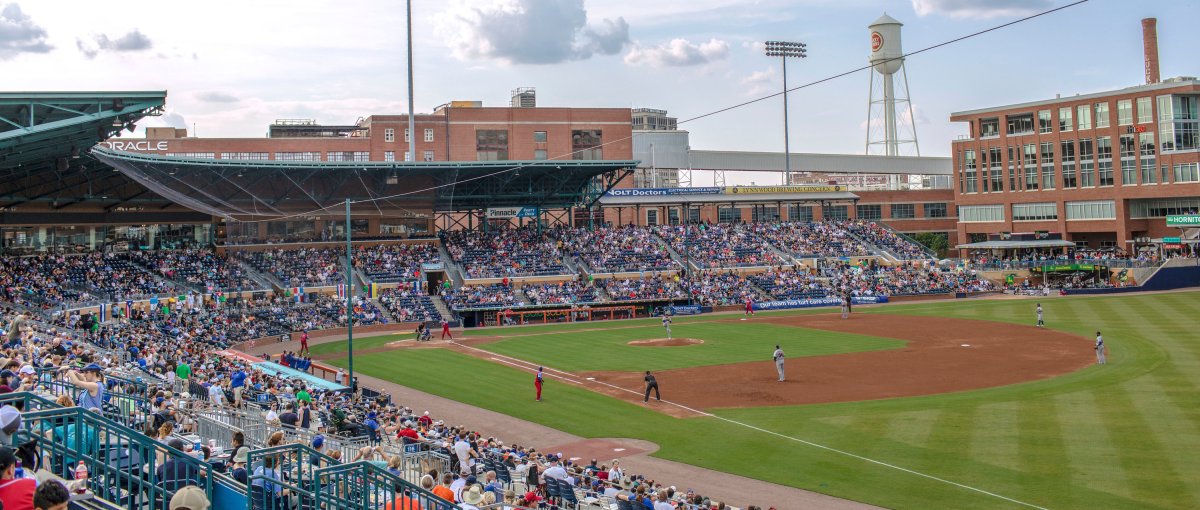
<box><xmin>236</xmin><ymin>248</ymin><xmax>343</xmax><ymax>287</ymax></box>
<box><xmin>823</xmin><ymin>261</ymin><xmax>995</xmax><ymax>297</ymax></box>
<box><xmin>553</xmin><ymin>226</ymin><xmax>678</xmax><ymax>273</ymax></box>
<box><xmin>652</xmin><ymin>224</ymin><xmax>781</xmax><ymax>269</ymax></box>
<box><xmin>595</xmin><ymin>275</ymin><xmax>688</xmax><ymax>302</ymax></box>
<box><xmin>0</xmin><ymin>253</ymin><xmax>183</xmax><ymax>309</ymax></box>
<box><xmin>129</xmin><ymin>248</ymin><xmax>257</xmax><ymax>291</ymax></box>
<box><xmin>749</xmin><ymin>222</ymin><xmax>869</xmax><ymax>258</ymax></box>
<box><xmin>354</xmin><ymin>244</ymin><xmax>441</xmax><ymax>283</ymax></box>
<box><xmin>0</xmin><ymin>255</ymin><xmax>92</xmax><ymax>309</ymax></box>
<box><xmin>837</xmin><ymin>220</ymin><xmax>931</xmax><ymax>260</ymax></box>
<box><xmin>378</xmin><ymin>287</ymin><xmax>442</xmax><ymax>323</ymax></box>
<box><xmin>521</xmin><ymin>280</ymin><xmax>600</xmax><ymax>305</ymax></box>
<box><xmin>441</xmin><ymin>284</ymin><xmax>521</xmax><ymax>310</ymax></box>
<box><xmin>680</xmin><ymin>272</ymin><xmax>761</xmax><ymax>306</ymax></box>
<box><xmin>748</xmin><ymin>268</ymin><xmax>833</xmax><ymax>300</ymax></box>
<box><xmin>441</xmin><ymin>227</ymin><xmax>568</xmax><ymax>278</ymax></box>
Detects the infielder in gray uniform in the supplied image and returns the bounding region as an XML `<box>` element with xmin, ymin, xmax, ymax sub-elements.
<box><xmin>773</xmin><ymin>345</ymin><xmax>785</xmax><ymax>381</ymax></box>
<box><xmin>1095</xmin><ymin>331</ymin><xmax>1106</xmax><ymax>364</ymax></box>
<box><xmin>1036</xmin><ymin>303</ymin><xmax>1044</xmax><ymax>327</ymax></box>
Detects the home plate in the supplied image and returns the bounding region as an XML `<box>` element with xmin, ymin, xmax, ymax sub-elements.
<box><xmin>961</xmin><ymin>344</ymin><xmax>971</xmax><ymax>347</ymax></box>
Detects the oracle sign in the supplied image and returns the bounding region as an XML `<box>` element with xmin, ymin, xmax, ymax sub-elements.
<box><xmin>870</xmin><ymin>31</ymin><xmax>883</xmax><ymax>52</ymax></box>
<box><xmin>102</xmin><ymin>140</ymin><xmax>169</xmax><ymax>151</ymax></box>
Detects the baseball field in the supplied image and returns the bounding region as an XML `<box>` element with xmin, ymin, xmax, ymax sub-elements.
<box><xmin>310</xmin><ymin>291</ymin><xmax>1200</xmax><ymax>509</ymax></box>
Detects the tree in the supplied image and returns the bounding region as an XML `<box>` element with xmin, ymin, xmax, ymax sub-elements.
<box><xmin>912</xmin><ymin>232</ymin><xmax>949</xmax><ymax>257</ymax></box>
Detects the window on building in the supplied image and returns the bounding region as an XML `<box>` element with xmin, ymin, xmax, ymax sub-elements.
<box><xmin>423</xmin><ymin>150</ymin><xmax>434</xmax><ymax>162</ymax></box>
<box><xmin>384</xmin><ymin>151</ymin><xmax>395</xmax><ymax>162</ymax></box>
<box><xmin>220</xmin><ymin>152</ymin><xmax>269</xmax><ymax>160</ymax></box>
<box><xmin>687</xmin><ymin>208</ymin><xmax>701</xmax><ymax>224</ymax></box>
<box><xmin>925</xmin><ymin>203</ymin><xmax>948</xmax><ymax>218</ymax></box>
<box><xmin>964</xmin><ymin>150</ymin><xmax>978</xmax><ymax>193</ymax></box>
<box><xmin>571</xmin><ymin>130</ymin><xmax>603</xmax><ymax>160</ymax></box>
<box><xmin>1059</xmin><ymin>107</ymin><xmax>1073</xmax><ymax>131</ymax></box>
<box><xmin>667</xmin><ymin>208</ymin><xmax>680</xmax><ymax>225</ymax></box>
<box><xmin>1007</xmin><ymin>146</ymin><xmax>1018</xmax><ymax>191</ymax></box>
<box><xmin>979</xmin><ymin>118</ymin><xmax>1000</xmax><ymax>138</ymax></box>
<box><xmin>533</xmin><ymin>149</ymin><xmax>548</xmax><ymax>160</ymax></box>
<box><xmin>959</xmin><ymin>205</ymin><xmax>1004</xmax><ymax>222</ymax></box>
<box><xmin>403</xmin><ymin>151</ymin><xmax>411</xmax><ymax>162</ymax></box>
<box><xmin>1040</xmin><ymin>142</ymin><xmax>1055</xmax><ymax>190</ymax></box>
<box><xmin>1162</xmin><ymin>164</ymin><xmax>1170</xmax><ymax>184</ymax></box>
<box><xmin>1097</xmin><ymin>137</ymin><xmax>1113</xmax><ymax>186</ymax></box>
<box><xmin>1038</xmin><ymin>110</ymin><xmax>1052</xmax><ymax>133</ymax></box>
<box><xmin>856</xmin><ymin>204</ymin><xmax>882</xmax><ymax>220</ymax></box>
<box><xmin>1023</xmin><ymin>144</ymin><xmax>1038</xmax><ymax>191</ymax></box>
<box><xmin>273</xmin><ymin>152</ymin><xmax>321</xmax><ymax>161</ymax></box>
<box><xmin>891</xmin><ymin>203</ymin><xmax>915</xmax><ymax>219</ymax></box>
<box><xmin>717</xmin><ymin>207</ymin><xmax>742</xmax><ymax>223</ymax></box>
<box><xmin>1006</xmin><ymin>113</ymin><xmax>1035</xmax><ymax>135</ymax></box>
<box><xmin>384</xmin><ymin>128</ymin><xmax>395</xmax><ymax>142</ymax></box>
<box><xmin>823</xmin><ymin>205</ymin><xmax>849</xmax><ymax>220</ymax></box>
<box><xmin>166</xmin><ymin>152</ymin><xmax>215</xmax><ymax>159</ymax></box>
<box><xmin>1077</xmin><ymin>104</ymin><xmax>1092</xmax><ymax>130</ymax></box>
<box><xmin>1119</xmin><ymin>134</ymin><xmax>1136</xmax><ymax>185</ymax></box>
<box><xmin>1065</xmin><ymin>200</ymin><xmax>1116</xmax><ymax>220</ymax></box>
<box><xmin>1137</xmin><ymin>96</ymin><xmax>1153</xmax><ymax>124</ymax></box>
<box><xmin>404</xmin><ymin>129</ymin><xmax>410</xmax><ymax>142</ymax></box>
<box><xmin>752</xmin><ymin>206</ymin><xmax>781</xmax><ymax>222</ymax></box>
<box><xmin>1012</xmin><ymin>202</ymin><xmax>1057</xmax><ymax>221</ymax></box>
<box><xmin>1175</xmin><ymin>163</ymin><xmax>1200</xmax><ymax>183</ymax></box>
<box><xmin>476</xmin><ymin>130</ymin><xmax>509</xmax><ymax>161</ymax></box>
<box><xmin>1095</xmin><ymin>102</ymin><xmax>1110</xmax><ymax>128</ymax></box>
<box><xmin>789</xmin><ymin>205</ymin><xmax>813</xmax><ymax>222</ymax></box>
<box><xmin>1162</xmin><ymin>95</ymin><xmax>1200</xmax><ymax>152</ymax></box>
<box><xmin>1129</xmin><ymin>197</ymin><xmax>1200</xmax><ymax>217</ymax></box>
<box><xmin>1117</xmin><ymin>99</ymin><xmax>1133</xmax><ymax>126</ymax></box>
<box><xmin>980</xmin><ymin>149</ymin><xmax>990</xmax><ymax>192</ymax></box>
<box><xmin>989</xmin><ymin>147</ymin><xmax>1003</xmax><ymax>192</ymax></box>
<box><xmin>1140</xmin><ymin>132</ymin><xmax>1157</xmax><ymax>184</ymax></box>
<box><xmin>533</xmin><ymin>131</ymin><xmax>547</xmax><ymax>143</ymax></box>
<box><xmin>645</xmin><ymin>209</ymin><xmax>659</xmax><ymax>226</ymax></box>
<box><xmin>1078</xmin><ymin>138</ymin><xmax>1095</xmax><ymax>187</ymax></box>
<box><xmin>1061</xmin><ymin>140</ymin><xmax>1077</xmax><ymax>188</ymax></box>
<box><xmin>326</xmin><ymin>151</ymin><xmax>370</xmax><ymax>162</ymax></box>
<box><xmin>424</xmin><ymin>128</ymin><xmax>434</xmax><ymax>142</ymax></box>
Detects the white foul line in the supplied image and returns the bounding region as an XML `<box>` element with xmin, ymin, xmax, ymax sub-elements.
<box><xmin>451</xmin><ymin>339</ymin><xmax>1048</xmax><ymax>510</ymax></box>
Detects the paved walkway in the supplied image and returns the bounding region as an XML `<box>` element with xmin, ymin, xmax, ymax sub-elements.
<box><xmin>241</xmin><ymin>331</ymin><xmax>880</xmax><ymax>509</ymax></box>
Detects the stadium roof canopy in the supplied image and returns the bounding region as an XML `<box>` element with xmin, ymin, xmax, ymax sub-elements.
<box><xmin>93</xmin><ymin>147</ymin><xmax>636</xmax><ymax>219</ymax></box>
<box><xmin>0</xmin><ymin>91</ymin><xmax>167</xmax><ymax>210</ymax></box>
<box><xmin>599</xmin><ymin>190</ymin><xmax>858</xmax><ymax>207</ymax></box>
<box><xmin>955</xmin><ymin>240</ymin><xmax>1077</xmax><ymax>249</ymax></box>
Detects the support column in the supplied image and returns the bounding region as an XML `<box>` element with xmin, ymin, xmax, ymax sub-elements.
<box><xmin>89</xmin><ymin>227</ymin><xmax>97</xmax><ymax>250</ymax></box>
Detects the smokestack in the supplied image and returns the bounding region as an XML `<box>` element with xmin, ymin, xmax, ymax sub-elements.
<box><xmin>1142</xmin><ymin>18</ymin><xmax>1160</xmax><ymax>84</ymax></box>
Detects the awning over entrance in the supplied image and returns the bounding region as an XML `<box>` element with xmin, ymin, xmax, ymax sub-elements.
<box><xmin>956</xmin><ymin>240</ymin><xmax>1077</xmax><ymax>249</ymax></box>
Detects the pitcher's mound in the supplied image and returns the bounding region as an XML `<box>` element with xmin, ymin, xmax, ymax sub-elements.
<box><xmin>628</xmin><ymin>338</ymin><xmax>703</xmax><ymax>347</ymax></box>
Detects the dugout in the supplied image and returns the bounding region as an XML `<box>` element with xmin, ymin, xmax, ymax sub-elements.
<box><xmin>1030</xmin><ymin>264</ymin><xmax>1110</xmax><ymax>287</ymax></box>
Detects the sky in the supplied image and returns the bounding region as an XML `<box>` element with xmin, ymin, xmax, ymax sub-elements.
<box><xmin>1</xmin><ymin>0</ymin><xmax>1195</xmax><ymax>165</ymax></box>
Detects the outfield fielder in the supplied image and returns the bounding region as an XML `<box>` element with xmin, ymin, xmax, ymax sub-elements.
<box><xmin>1095</xmin><ymin>331</ymin><xmax>1106</xmax><ymax>364</ymax></box>
<box><xmin>1036</xmin><ymin>303</ymin><xmax>1044</xmax><ymax>327</ymax></box>
<box><xmin>661</xmin><ymin>313</ymin><xmax>673</xmax><ymax>340</ymax></box>
<box><xmin>773</xmin><ymin>345</ymin><xmax>785</xmax><ymax>382</ymax></box>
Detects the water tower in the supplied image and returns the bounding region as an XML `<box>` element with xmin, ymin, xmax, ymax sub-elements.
<box><xmin>865</xmin><ymin>13</ymin><xmax>919</xmax><ymax>158</ymax></box>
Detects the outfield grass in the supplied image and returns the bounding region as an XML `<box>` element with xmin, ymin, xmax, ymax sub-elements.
<box><xmin>326</xmin><ymin>291</ymin><xmax>1200</xmax><ymax>510</ymax></box>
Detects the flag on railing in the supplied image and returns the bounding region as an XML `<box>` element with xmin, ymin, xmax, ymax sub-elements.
<box><xmin>98</xmin><ymin>303</ymin><xmax>107</xmax><ymax>323</ymax></box>
<box><xmin>336</xmin><ymin>284</ymin><xmax>347</xmax><ymax>298</ymax></box>
<box><xmin>124</xmin><ymin>300</ymin><xmax>133</xmax><ymax>318</ymax></box>
<box><xmin>292</xmin><ymin>286</ymin><xmax>305</xmax><ymax>303</ymax></box>
<box><xmin>369</xmin><ymin>283</ymin><xmax>380</xmax><ymax>299</ymax></box>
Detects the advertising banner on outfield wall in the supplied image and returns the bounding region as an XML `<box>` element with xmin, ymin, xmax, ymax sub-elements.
<box><xmin>663</xmin><ymin>305</ymin><xmax>707</xmax><ymax>315</ymax></box>
<box><xmin>753</xmin><ymin>296</ymin><xmax>888</xmax><ymax>311</ymax></box>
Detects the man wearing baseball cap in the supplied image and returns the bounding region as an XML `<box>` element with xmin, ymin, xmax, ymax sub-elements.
<box><xmin>0</xmin><ymin>445</ymin><xmax>35</xmax><ymax>507</ymax></box>
<box><xmin>168</xmin><ymin>485</ymin><xmax>210</xmax><ymax>510</ymax></box>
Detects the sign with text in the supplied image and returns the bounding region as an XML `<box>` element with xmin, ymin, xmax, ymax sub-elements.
<box><xmin>101</xmin><ymin>140</ymin><xmax>169</xmax><ymax>151</ymax></box>
<box><xmin>606</xmin><ymin>187</ymin><xmax>722</xmax><ymax>197</ymax></box>
<box><xmin>485</xmin><ymin>206</ymin><xmax>538</xmax><ymax>219</ymax></box>
<box><xmin>1162</xmin><ymin>237</ymin><xmax>1181</xmax><ymax>243</ymax></box>
<box><xmin>753</xmin><ymin>295</ymin><xmax>887</xmax><ymax>311</ymax></box>
<box><xmin>725</xmin><ymin>185</ymin><xmax>845</xmax><ymax>194</ymax></box>
<box><xmin>1166</xmin><ymin>215</ymin><xmax>1200</xmax><ymax>227</ymax></box>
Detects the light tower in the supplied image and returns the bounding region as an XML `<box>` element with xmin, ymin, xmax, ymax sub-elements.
<box><xmin>865</xmin><ymin>13</ymin><xmax>919</xmax><ymax>165</ymax></box>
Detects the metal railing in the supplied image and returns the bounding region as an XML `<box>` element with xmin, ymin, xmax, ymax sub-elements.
<box><xmin>16</xmin><ymin>405</ymin><xmax>216</xmax><ymax>509</ymax></box>
<box><xmin>245</xmin><ymin>443</ymin><xmax>333</xmax><ymax>510</ymax></box>
<box><xmin>314</xmin><ymin>460</ymin><xmax>460</xmax><ymax>510</ymax></box>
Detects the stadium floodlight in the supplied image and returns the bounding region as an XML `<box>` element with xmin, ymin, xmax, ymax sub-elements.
<box><xmin>764</xmin><ymin>40</ymin><xmax>807</xmax><ymax>184</ymax></box>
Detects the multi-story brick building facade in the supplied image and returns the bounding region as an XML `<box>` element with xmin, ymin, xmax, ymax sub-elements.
<box><xmin>950</xmin><ymin>78</ymin><xmax>1200</xmax><ymax>253</ymax></box>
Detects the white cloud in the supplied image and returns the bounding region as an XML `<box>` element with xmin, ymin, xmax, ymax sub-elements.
<box><xmin>77</xmin><ymin>29</ymin><xmax>153</xmax><ymax>59</ymax></box>
<box><xmin>195</xmin><ymin>91</ymin><xmax>239</xmax><ymax>104</ymax></box>
<box><xmin>911</xmin><ymin>0</ymin><xmax>1053</xmax><ymax>19</ymax></box>
<box><xmin>438</xmin><ymin>0</ymin><xmax>629</xmax><ymax>65</ymax></box>
<box><xmin>624</xmin><ymin>38</ymin><xmax>730</xmax><ymax>67</ymax></box>
<box><xmin>740</xmin><ymin>66</ymin><xmax>778</xmax><ymax>97</ymax></box>
<box><xmin>0</xmin><ymin>2</ymin><xmax>51</xmax><ymax>59</ymax></box>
